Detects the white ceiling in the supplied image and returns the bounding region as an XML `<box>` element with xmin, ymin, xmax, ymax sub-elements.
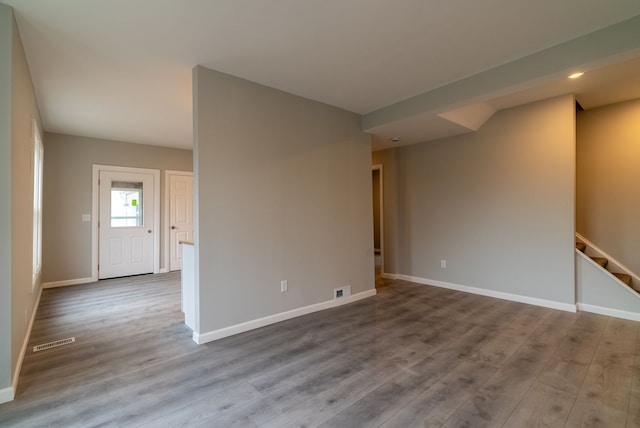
<box><xmin>3</xmin><ymin>0</ymin><xmax>640</xmax><ymax>150</ymax></box>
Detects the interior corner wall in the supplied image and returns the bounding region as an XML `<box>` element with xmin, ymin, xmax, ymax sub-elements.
<box><xmin>42</xmin><ymin>133</ymin><xmax>193</xmax><ymax>283</ymax></box>
<box><xmin>193</xmin><ymin>66</ymin><xmax>374</xmax><ymax>334</ymax></box>
<box><xmin>371</xmin><ymin>149</ymin><xmax>399</xmax><ymax>274</ymax></box>
<box><xmin>396</xmin><ymin>94</ymin><xmax>576</xmax><ymax>305</ymax></box>
<box><xmin>0</xmin><ymin>4</ymin><xmax>14</xmax><ymax>395</ymax></box>
<box><xmin>10</xmin><ymin>6</ymin><xmax>43</xmax><ymax>396</ymax></box>
<box><xmin>576</xmin><ymin>98</ymin><xmax>640</xmax><ymax>276</ymax></box>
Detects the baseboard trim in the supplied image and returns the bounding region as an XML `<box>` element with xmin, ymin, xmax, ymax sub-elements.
<box><xmin>42</xmin><ymin>277</ymin><xmax>95</xmax><ymax>289</ymax></box>
<box><xmin>159</xmin><ymin>268</ymin><xmax>169</xmax><ymax>274</ymax></box>
<box><xmin>398</xmin><ymin>274</ymin><xmax>577</xmax><ymax>313</ymax></box>
<box><xmin>7</xmin><ymin>284</ymin><xmax>43</xmax><ymax>403</ymax></box>
<box><xmin>13</xmin><ymin>287</ymin><xmax>42</xmax><ymax>388</ymax></box>
<box><xmin>381</xmin><ymin>273</ymin><xmax>398</xmax><ymax>280</ymax></box>
<box><xmin>0</xmin><ymin>386</ymin><xmax>14</xmax><ymax>404</ymax></box>
<box><xmin>193</xmin><ymin>288</ymin><xmax>377</xmax><ymax>344</ymax></box>
<box><xmin>577</xmin><ymin>303</ymin><xmax>640</xmax><ymax>322</ymax></box>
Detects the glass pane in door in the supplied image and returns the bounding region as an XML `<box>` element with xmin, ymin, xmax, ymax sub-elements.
<box><xmin>111</xmin><ymin>181</ymin><xmax>143</xmax><ymax>227</ymax></box>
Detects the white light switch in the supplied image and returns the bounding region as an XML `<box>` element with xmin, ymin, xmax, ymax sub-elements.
<box><xmin>82</xmin><ymin>214</ymin><xmax>91</xmax><ymax>222</ymax></box>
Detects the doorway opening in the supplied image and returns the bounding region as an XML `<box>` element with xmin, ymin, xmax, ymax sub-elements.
<box><xmin>372</xmin><ymin>165</ymin><xmax>383</xmax><ymax>276</ymax></box>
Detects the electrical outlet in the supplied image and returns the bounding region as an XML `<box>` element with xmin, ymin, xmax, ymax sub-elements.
<box><xmin>441</xmin><ymin>259</ymin><xmax>447</xmax><ymax>268</ymax></box>
<box><xmin>280</xmin><ymin>280</ymin><xmax>288</xmax><ymax>293</ymax></box>
<box><xmin>82</xmin><ymin>214</ymin><xmax>91</xmax><ymax>222</ymax></box>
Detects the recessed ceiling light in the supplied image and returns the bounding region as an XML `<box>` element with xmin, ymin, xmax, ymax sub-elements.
<box><xmin>568</xmin><ymin>72</ymin><xmax>584</xmax><ymax>79</ymax></box>
<box><xmin>391</xmin><ymin>137</ymin><xmax>400</xmax><ymax>142</ymax></box>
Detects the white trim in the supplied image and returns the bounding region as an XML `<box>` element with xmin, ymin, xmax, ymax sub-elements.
<box><xmin>42</xmin><ymin>277</ymin><xmax>95</xmax><ymax>289</ymax></box>
<box><xmin>381</xmin><ymin>273</ymin><xmax>399</xmax><ymax>280</ymax></box>
<box><xmin>577</xmin><ymin>303</ymin><xmax>640</xmax><ymax>322</ymax></box>
<box><xmin>576</xmin><ymin>232</ymin><xmax>640</xmax><ymax>286</ymax></box>
<box><xmin>164</xmin><ymin>170</ymin><xmax>193</xmax><ymax>273</ymax></box>
<box><xmin>91</xmin><ymin>166</ymin><xmax>99</xmax><ymax>281</ymax></box>
<box><xmin>193</xmin><ymin>288</ymin><xmax>377</xmax><ymax>344</ymax></box>
<box><xmin>31</xmin><ymin>119</ymin><xmax>43</xmax><ymax>293</ymax></box>
<box><xmin>397</xmin><ymin>274</ymin><xmax>577</xmax><ymax>313</ymax></box>
<box><xmin>8</xmin><ymin>285</ymin><xmax>43</xmax><ymax>403</ymax></box>
<box><xmin>92</xmin><ymin>165</ymin><xmax>161</xmax><ymax>280</ymax></box>
<box><xmin>0</xmin><ymin>387</ymin><xmax>14</xmax><ymax>404</ymax></box>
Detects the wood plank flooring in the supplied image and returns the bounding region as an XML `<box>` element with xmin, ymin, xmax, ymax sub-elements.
<box><xmin>1</xmin><ymin>272</ymin><xmax>639</xmax><ymax>427</ymax></box>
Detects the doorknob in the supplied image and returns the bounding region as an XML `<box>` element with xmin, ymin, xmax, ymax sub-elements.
<box><xmin>171</xmin><ymin>226</ymin><xmax>176</xmax><ymax>230</ymax></box>
<box><xmin>147</xmin><ymin>230</ymin><xmax>152</xmax><ymax>234</ymax></box>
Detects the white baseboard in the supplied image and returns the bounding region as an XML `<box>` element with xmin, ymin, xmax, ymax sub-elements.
<box><xmin>381</xmin><ymin>273</ymin><xmax>398</xmax><ymax>280</ymax></box>
<box><xmin>193</xmin><ymin>288</ymin><xmax>377</xmax><ymax>344</ymax></box>
<box><xmin>11</xmin><ymin>285</ymin><xmax>43</xmax><ymax>399</ymax></box>
<box><xmin>159</xmin><ymin>268</ymin><xmax>169</xmax><ymax>274</ymax></box>
<box><xmin>577</xmin><ymin>303</ymin><xmax>640</xmax><ymax>322</ymax></box>
<box><xmin>3</xmin><ymin>284</ymin><xmax>43</xmax><ymax>403</ymax></box>
<box><xmin>42</xmin><ymin>277</ymin><xmax>95</xmax><ymax>289</ymax></box>
<box><xmin>0</xmin><ymin>386</ymin><xmax>14</xmax><ymax>404</ymax></box>
<box><xmin>398</xmin><ymin>274</ymin><xmax>577</xmax><ymax>313</ymax></box>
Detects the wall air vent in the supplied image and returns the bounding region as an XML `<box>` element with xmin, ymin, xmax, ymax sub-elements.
<box><xmin>334</xmin><ymin>285</ymin><xmax>352</xmax><ymax>299</ymax></box>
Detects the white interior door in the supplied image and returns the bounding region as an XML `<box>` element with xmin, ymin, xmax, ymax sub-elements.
<box><xmin>99</xmin><ymin>170</ymin><xmax>155</xmax><ymax>279</ymax></box>
<box><xmin>169</xmin><ymin>172</ymin><xmax>194</xmax><ymax>271</ymax></box>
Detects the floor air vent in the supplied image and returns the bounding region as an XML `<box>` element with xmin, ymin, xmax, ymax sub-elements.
<box><xmin>33</xmin><ymin>337</ymin><xmax>75</xmax><ymax>352</ymax></box>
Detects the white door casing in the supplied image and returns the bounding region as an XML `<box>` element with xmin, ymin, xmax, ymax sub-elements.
<box><xmin>92</xmin><ymin>165</ymin><xmax>160</xmax><ymax>281</ymax></box>
<box><xmin>167</xmin><ymin>171</ymin><xmax>194</xmax><ymax>271</ymax></box>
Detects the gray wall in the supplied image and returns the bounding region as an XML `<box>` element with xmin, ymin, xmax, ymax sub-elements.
<box><xmin>371</xmin><ymin>149</ymin><xmax>399</xmax><ymax>275</ymax></box>
<box><xmin>0</xmin><ymin>5</ymin><xmax>43</xmax><ymax>397</ymax></box>
<box><xmin>395</xmin><ymin>95</ymin><xmax>576</xmax><ymax>304</ymax></box>
<box><xmin>0</xmin><ymin>4</ymin><xmax>13</xmax><ymax>393</ymax></box>
<box><xmin>11</xmin><ymin>5</ymin><xmax>43</xmax><ymax>390</ymax></box>
<box><xmin>193</xmin><ymin>66</ymin><xmax>374</xmax><ymax>333</ymax></box>
<box><xmin>577</xmin><ymin>99</ymin><xmax>640</xmax><ymax>276</ymax></box>
<box><xmin>42</xmin><ymin>133</ymin><xmax>192</xmax><ymax>283</ymax></box>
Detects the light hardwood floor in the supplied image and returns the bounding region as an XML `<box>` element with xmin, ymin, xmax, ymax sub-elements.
<box><xmin>1</xmin><ymin>272</ymin><xmax>639</xmax><ymax>427</ymax></box>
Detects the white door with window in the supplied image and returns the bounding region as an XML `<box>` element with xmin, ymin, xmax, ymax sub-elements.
<box><xmin>99</xmin><ymin>170</ymin><xmax>155</xmax><ymax>279</ymax></box>
<box><xmin>168</xmin><ymin>172</ymin><xmax>194</xmax><ymax>271</ymax></box>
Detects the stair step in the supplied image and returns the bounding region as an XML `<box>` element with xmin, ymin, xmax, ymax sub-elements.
<box><xmin>613</xmin><ymin>273</ymin><xmax>632</xmax><ymax>286</ymax></box>
<box><xmin>615</xmin><ymin>274</ymin><xmax>640</xmax><ymax>294</ymax></box>
<box><xmin>575</xmin><ymin>242</ymin><xmax>586</xmax><ymax>252</ymax></box>
<box><xmin>591</xmin><ymin>257</ymin><xmax>608</xmax><ymax>268</ymax></box>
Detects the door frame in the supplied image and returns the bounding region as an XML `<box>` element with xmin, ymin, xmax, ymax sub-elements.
<box><xmin>164</xmin><ymin>170</ymin><xmax>194</xmax><ymax>272</ymax></box>
<box><xmin>92</xmin><ymin>164</ymin><xmax>161</xmax><ymax>281</ymax></box>
<box><xmin>372</xmin><ymin>164</ymin><xmax>384</xmax><ymax>275</ymax></box>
